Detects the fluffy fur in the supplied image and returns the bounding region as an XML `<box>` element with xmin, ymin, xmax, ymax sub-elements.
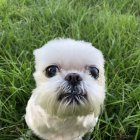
<box><xmin>25</xmin><ymin>38</ymin><xmax>105</xmax><ymax>140</ymax></box>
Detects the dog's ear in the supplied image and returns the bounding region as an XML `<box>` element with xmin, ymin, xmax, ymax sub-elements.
<box><xmin>33</xmin><ymin>47</ymin><xmax>47</xmax><ymax>71</ymax></box>
<box><xmin>33</xmin><ymin>48</ymin><xmax>41</xmax><ymax>71</ymax></box>
<box><xmin>33</xmin><ymin>48</ymin><xmax>39</xmax><ymax>57</ymax></box>
<box><xmin>33</xmin><ymin>48</ymin><xmax>47</xmax><ymax>86</ymax></box>
<box><xmin>33</xmin><ymin>48</ymin><xmax>40</xmax><ymax>62</ymax></box>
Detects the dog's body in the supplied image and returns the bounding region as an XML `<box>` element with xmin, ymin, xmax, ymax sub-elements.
<box><xmin>26</xmin><ymin>100</ymin><xmax>98</xmax><ymax>140</ymax></box>
<box><xmin>25</xmin><ymin>39</ymin><xmax>105</xmax><ymax>140</ymax></box>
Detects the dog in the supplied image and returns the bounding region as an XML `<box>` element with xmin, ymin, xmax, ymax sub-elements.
<box><xmin>25</xmin><ymin>38</ymin><xmax>105</xmax><ymax>140</ymax></box>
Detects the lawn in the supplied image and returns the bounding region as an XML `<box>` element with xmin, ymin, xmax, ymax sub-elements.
<box><xmin>0</xmin><ymin>0</ymin><xmax>140</xmax><ymax>139</ymax></box>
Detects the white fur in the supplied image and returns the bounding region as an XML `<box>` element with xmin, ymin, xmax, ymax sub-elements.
<box><xmin>25</xmin><ymin>38</ymin><xmax>105</xmax><ymax>140</ymax></box>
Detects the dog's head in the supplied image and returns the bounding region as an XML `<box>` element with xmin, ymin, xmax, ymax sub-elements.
<box><xmin>33</xmin><ymin>39</ymin><xmax>105</xmax><ymax>118</ymax></box>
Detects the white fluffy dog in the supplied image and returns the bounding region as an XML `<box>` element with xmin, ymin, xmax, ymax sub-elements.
<box><xmin>25</xmin><ymin>38</ymin><xmax>105</xmax><ymax>140</ymax></box>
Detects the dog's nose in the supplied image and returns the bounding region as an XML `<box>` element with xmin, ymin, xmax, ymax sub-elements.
<box><xmin>65</xmin><ymin>73</ymin><xmax>82</xmax><ymax>85</ymax></box>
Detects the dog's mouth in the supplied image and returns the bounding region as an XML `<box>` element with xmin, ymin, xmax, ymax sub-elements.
<box><xmin>57</xmin><ymin>86</ymin><xmax>87</xmax><ymax>105</ymax></box>
<box><xmin>58</xmin><ymin>93</ymin><xmax>87</xmax><ymax>105</ymax></box>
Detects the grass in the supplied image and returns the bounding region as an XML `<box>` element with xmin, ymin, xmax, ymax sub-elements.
<box><xmin>0</xmin><ymin>0</ymin><xmax>140</xmax><ymax>139</ymax></box>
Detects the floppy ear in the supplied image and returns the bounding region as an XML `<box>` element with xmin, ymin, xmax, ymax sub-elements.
<box><xmin>33</xmin><ymin>48</ymin><xmax>40</xmax><ymax>62</ymax></box>
<box><xmin>33</xmin><ymin>45</ymin><xmax>48</xmax><ymax>71</ymax></box>
<box><xmin>33</xmin><ymin>48</ymin><xmax>40</xmax><ymax>71</ymax></box>
<box><xmin>33</xmin><ymin>48</ymin><xmax>47</xmax><ymax>86</ymax></box>
<box><xmin>33</xmin><ymin>49</ymin><xmax>38</xmax><ymax>56</ymax></box>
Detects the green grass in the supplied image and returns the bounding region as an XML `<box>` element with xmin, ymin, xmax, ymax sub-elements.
<box><xmin>0</xmin><ymin>0</ymin><xmax>140</xmax><ymax>139</ymax></box>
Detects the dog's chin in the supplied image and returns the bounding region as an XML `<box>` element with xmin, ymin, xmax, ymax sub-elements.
<box><xmin>51</xmin><ymin>90</ymin><xmax>94</xmax><ymax>118</ymax></box>
<box><xmin>54</xmin><ymin>98</ymin><xmax>93</xmax><ymax>118</ymax></box>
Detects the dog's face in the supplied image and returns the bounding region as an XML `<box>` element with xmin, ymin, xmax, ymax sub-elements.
<box><xmin>33</xmin><ymin>39</ymin><xmax>105</xmax><ymax>118</ymax></box>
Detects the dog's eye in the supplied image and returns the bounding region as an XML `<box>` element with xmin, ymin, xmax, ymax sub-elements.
<box><xmin>45</xmin><ymin>65</ymin><xmax>59</xmax><ymax>77</ymax></box>
<box><xmin>88</xmin><ymin>66</ymin><xmax>99</xmax><ymax>79</ymax></box>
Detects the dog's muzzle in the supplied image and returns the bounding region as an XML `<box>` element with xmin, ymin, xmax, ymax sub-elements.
<box><xmin>58</xmin><ymin>73</ymin><xmax>87</xmax><ymax>105</ymax></box>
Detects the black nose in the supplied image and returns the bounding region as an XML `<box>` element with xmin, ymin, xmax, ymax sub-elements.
<box><xmin>65</xmin><ymin>73</ymin><xmax>82</xmax><ymax>85</ymax></box>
